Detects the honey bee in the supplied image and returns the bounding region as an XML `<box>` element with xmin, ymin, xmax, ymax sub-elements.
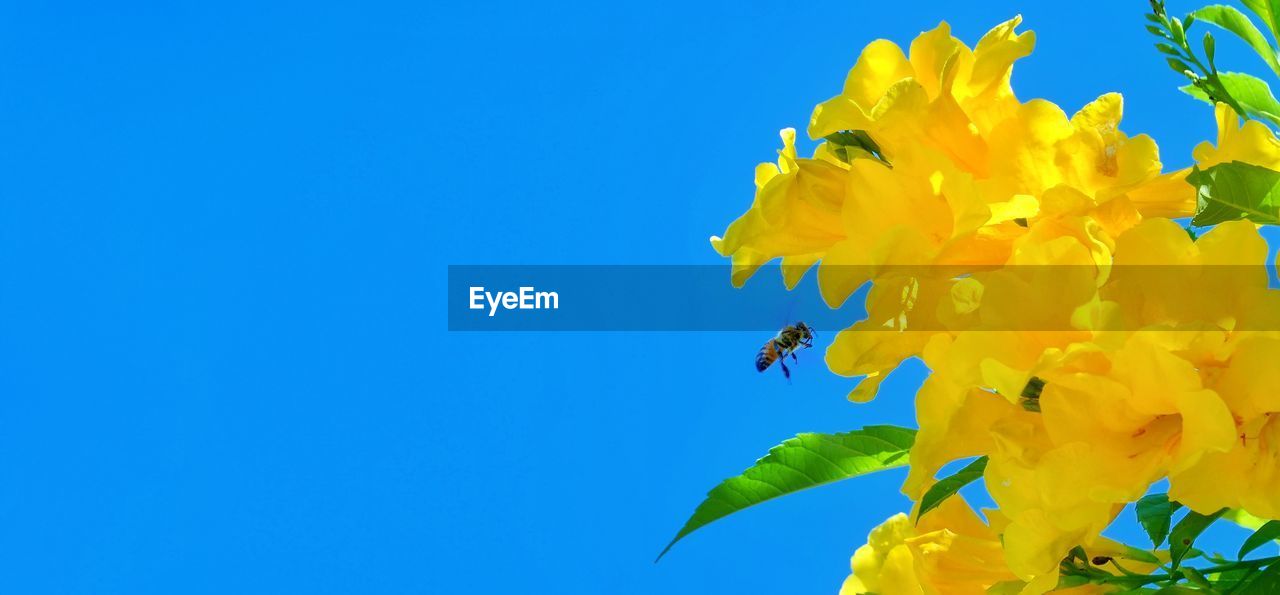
<box><xmin>756</xmin><ymin>321</ymin><xmax>815</xmax><ymax>380</ymax></box>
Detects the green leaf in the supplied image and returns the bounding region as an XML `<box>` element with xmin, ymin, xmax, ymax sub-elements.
<box><xmin>1056</xmin><ymin>574</ymin><xmax>1090</xmax><ymax>589</ymax></box>
<box><xmin>1210</xmin><ymin>566</ymin><xmax>1259</xmax><ymax>592</ymax></box>
<box><xmin>1181</xmin><ymin>82</ymin><xmax>1212</xmax><ymax>104</ymax></box>
<box><xmin>1234</xmin><ymin>560</ymin><xmax>1280</xmax><ymax>592</ymax></box>
<box><xmin>1119</xmin><ymin>544</ymin><xmax>1162</xmax><ymax>564</ymax></box>
<box><xmin>1180</xmin><ymin>72</ymin><xmax>1280</xmax><ymax>128</ymax></box>
<box><xmin>1191</xmin><ymin>5</ymin><xmax>1280</xmax><ymax>76</ymax></box>
<box><xmin>1214</xmin><ymin>72</ymin><xmax>1280</xmax><ymax>125</ymax></box>
<box><xmin>656</xmin><ymin>425</ymin><xmax>915</xmax><ymax>561</ymax></box>
<box><xmin>1170</xmin><ymin>508</ymin><xmax>1228</xmax><ymax>569</ymax></box>
<box><xmin>1137</xmin><ymin>493</ymin><xmax>1183</xmax><ymax>547</ymax></box>
<box><xmin>1182</xmin><ymin>567</ymin><xmax>1215</xmax><ymax>589</ymax></box>
<box><xmin>1186</xmin><ymin>160</ymin><xmax>1280</xmax><ymax>226</ymax></box>
<box><xmin>1225</xmin><ymin>508</ymin><xmax>1271</xmax><ymax>530</ymax></box>
<box><xmin>1239</xmin><ymin>520</ymin><xmax>1280</xmax><ymax>559</ymax></box>
<box><xmin>823</xmin><ymin>130</ymin><xmax>887</xmax><ymax>165</ymax></box>
<box><xmin>1167</xmin><ymin>57</ymin><xmax>1194</xmax><ymax>75</ymax></box>
<box><xmin>985</xmin><ymin>581</ymin><xmax>1025</xmax><ymax>595</ymax></box>
<box><xmin>915</xmin><ymin>456</ymin><xmax>987</xmax><ymax>524</ymax></box>
<box><xmin>1241</xmin><ymin>0</ymin><xmax>1280</xmax><ymax>43</ymax></box>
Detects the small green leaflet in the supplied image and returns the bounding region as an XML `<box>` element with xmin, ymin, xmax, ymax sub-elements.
<box><xmin>1180</xmin><ymin>567</ymin><xmax>1215</xmax><ymax>590</ymax></box>
<box><xmin>1123</xmin><ymin>545</ymin><xmax>1162</xmax><ymax>565</ymax></box>
<box><xmin>915</xmin><ymin>456</ymin><xmax>987</xmax><ymax>524</ymax></box>
<box><xmin>1181</xmin><ymin>72</ymin><xmax>1280</xmax><ymax>127</ymax></box>
<box><xmin>1239</xmin><ymin>520</ymin><xmax>1280</xmax><ymax>559</ymax></box>
<box><xmin>1170</xmin><ymin>507</ymin><xmax>1228</xmax><ymax>569</ymax></box>
<box><xmin>823</xmin><ymin>130</ymin><xmax>888</xmax><ymax>165</ymax></box>
<box><xmin>1190</xmin><ymin>5</ymin><xmax>1280</xmax><ymax>76</ymax></box>
<box><xmin>1186</xmin><ymin>160</ymin><xmax>1280</xmax><ymax>226</ymax></box>
<box><xmin>1137</xmin><ymin>493</ymin><xmax>1184</xmax><ymax>547</ymax></box>
<box><xmin>656</xmin><ymin>425</ymin><xmax>915</xmax><ymax>561</ymax></box>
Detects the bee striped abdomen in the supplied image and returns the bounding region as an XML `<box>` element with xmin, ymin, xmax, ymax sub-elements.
<box><xmin>756</xmin><ymin>340</ymin><xmax>780</xmax><ymax>372</ymax></box>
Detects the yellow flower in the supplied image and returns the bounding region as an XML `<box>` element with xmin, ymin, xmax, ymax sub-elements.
<box><xmin>898</xmin><ymin>221</ymin><xmax>1277</xmax><ymax>580</ymax></box>
<box><xmin>1104</xmin><ymin>218</ymin><xmax>1272</xmax><ymax>331</ymax></box>
<box><xmin>1169</xmin><ymin>332</ymin><xmax>1280</xmax><ymax>518</ymax></box>
<box><xmin>810</xmin><ymin>18</ymin><xmax>1034</xmax><ymax>150</ymax></box>
<box><xmin>712</xmin><ymin>18</ymin><xmax>1189</xmax><ymax>300</ymax></box>
<box><xmin>710</xmin><ymin>128</ymin><xmax>847</xmax><ymax>288</ymax></box>
<box><xmin>1193</xmin><ymin>102</ymin><xmax>1280</xmax><ymax>171</ymax></box>
<box><xmin>982</xmin><ymin>333</ymin><xmax>1234</xmax><ymax>579</ymax></box>
<box><xmin>840</xmin><ymin>497</ymin><xmax>1019</xmax><ymax>595</ymax></box>
<box><xmin>841</xmin><ymin>498</ymin><xmax>1153</xmax><ymax>594</ymax></box>
<box><xmin>712</xmin><ymin>18</ymin><xmax>1195</xmax><ymax>409</ymax></box>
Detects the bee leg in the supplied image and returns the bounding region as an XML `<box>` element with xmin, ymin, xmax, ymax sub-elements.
<box><xmin>780</xmin><ymin>359</ymin><xmax>791</xmax><ymax>380</ymax></box>
<box><xmin>791</xmin><ymin>351</ymin><xmax>798</xmax><ymax>363</ymax></box>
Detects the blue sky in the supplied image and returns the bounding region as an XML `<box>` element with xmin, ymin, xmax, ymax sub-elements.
<box><xmin>0</xmin><ymin>0</ymin><xmax>1269</xmax><ymax>593</ymax></box>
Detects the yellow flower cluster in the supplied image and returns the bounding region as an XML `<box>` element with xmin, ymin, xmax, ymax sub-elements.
<box><xmin>712</xmin><ymin>17</ymin><xmax>1280</xmax><ymax>595</ymax></box>
<box><xmin>841</xmin><ymin>497</ymin><xmax>1157</xmax><ymax>595</ymax></box>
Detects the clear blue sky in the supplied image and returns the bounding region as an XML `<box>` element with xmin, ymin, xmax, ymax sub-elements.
<box><xmin>0</xmin><ymin>1</ymin><xmax>1267</xmax><ymax>593</ymax></box>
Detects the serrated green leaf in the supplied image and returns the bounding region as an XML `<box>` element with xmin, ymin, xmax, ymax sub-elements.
<box><xmin>1191</xmin><ymin>5</ymin><xmax>1280</xmax><ymax>76</ymax></box>
<box><xmin>657</xmin><ymin>425</ymin><xmax>915</xmax><ymax>561</ymax></box>
<box><xmin>1186</xmin><ymin>161</ymin><xmax>1280</xmax><ymax>226</ymax></box>
<box><xmin>1137</xmin><ymin>493</ymin><xmax>1183</xmax><ymax>547</ymax></box>
<box><xmin>1239</xmin><ymin>520</ymin><xmax>1280</xmax><ymax>559</ymax></box>
<box><xmin>1157</xmin><ymin>42</ymin><xmax>1184</xmax><ymax>56</ymax></box>
<box><xmin>916</xmin><ymin>456</ymin><xmax>987</xmax><ymax>524</ymax></box>
<box><xmin>1170</xmin><ymin>508</ymin><xmax>1228</xmax><ymax>569</ymax></box>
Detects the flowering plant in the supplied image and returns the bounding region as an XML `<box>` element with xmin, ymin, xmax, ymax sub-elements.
<box><xmin>664</xmin><ymin>2</ymin><xmax>1280</xmax><ymax>593</ymax></box>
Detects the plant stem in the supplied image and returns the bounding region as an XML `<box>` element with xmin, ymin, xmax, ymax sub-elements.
<box><xmin>1063</xmin><ymin>555</ymin><xmax>1280</xmax><ymax>588</ymax></box>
